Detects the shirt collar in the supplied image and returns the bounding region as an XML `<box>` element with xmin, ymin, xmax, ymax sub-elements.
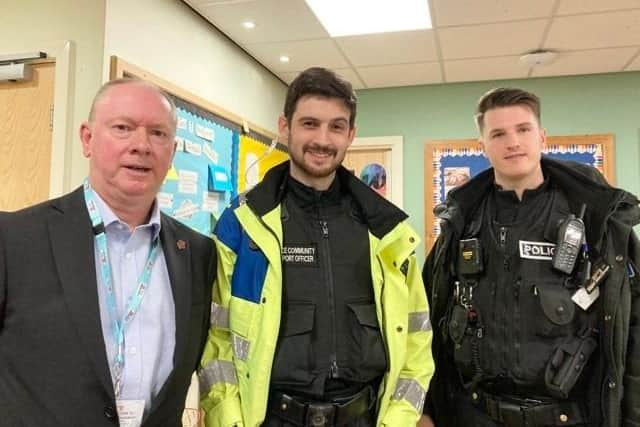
<box><xmin>92</xmin><ymin>191</ymin><xmax>162</xmax><ymax>240</ymax></box>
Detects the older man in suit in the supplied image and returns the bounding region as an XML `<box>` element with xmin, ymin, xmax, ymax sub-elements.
<box><xmin>0</xmin><ymin>78</ymin><xmax>215</xmax><ymax>426</ymax></box>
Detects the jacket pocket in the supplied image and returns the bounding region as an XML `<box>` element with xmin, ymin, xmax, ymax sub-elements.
<box><xmin>531</xmin><ymin>281</ymin><xmax>575</xmax><ymax>337</ymax></box>
<box><xmin>229</xmin><ymin>296</ymin><xmax>256</xmax><ymax>338</ymax></box>
<box><xmin>346</xmin><ymin>302</ymin><xmax>387</xmax><ymax>382</ymax></box>
<box><xmin>271</xmin><ymin>302</ymin><xmax>315</xmax><ymax>385</ymax></box>
<box><xmin>515</xmin><ymin>280</ymin><xmax>583</xmax><ymax>382</ymax></box>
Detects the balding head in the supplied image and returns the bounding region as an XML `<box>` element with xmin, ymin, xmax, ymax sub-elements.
<box><xmin>88</xmin><ymin>78</ymin><xmax>177</xmax><ymax>127</ymax></box>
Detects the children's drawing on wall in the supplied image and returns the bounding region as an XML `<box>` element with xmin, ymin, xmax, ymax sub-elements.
<box><xmin>443</xmin><ymin>166</ymin><xmax>470</xmax><ymax>195</ymax></box>
<box><xmin>360</xmin><ymin>163</ymin><xmax>387</xmax><ymax>197</ymax></box>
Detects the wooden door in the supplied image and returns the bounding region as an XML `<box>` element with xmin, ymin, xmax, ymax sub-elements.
<box><xmin>0</xmin><ymin>61</ymin><xmax>55</xmax><ymax>211</ymax></box>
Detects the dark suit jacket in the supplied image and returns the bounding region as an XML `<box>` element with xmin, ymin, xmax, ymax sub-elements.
<box><xmin>0</xmin><ymin>187</ymin><xmax>215</xmax><ymax>426</ymax></box>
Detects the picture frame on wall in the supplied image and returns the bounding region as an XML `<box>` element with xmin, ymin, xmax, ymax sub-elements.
<box><xmin>423</xmin><ymin>134</ymin><xmax>615</xmax><ymax>251</ymax></box>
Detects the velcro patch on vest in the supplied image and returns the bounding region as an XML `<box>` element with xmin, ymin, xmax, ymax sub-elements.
<box><xmin>282</xmin><ymin>244</ymin><xmax>318</xmax><ymax>266</ymax></box>
<box><xmin>519</xmin><ymin>240</ymin><xmax>556</xmax><ymax>260</ymax></box>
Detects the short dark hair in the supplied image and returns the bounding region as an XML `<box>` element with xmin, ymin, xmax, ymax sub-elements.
<box><xmin>284</xmin><ymin>67</ymin><xmax>357</xmax><ymax>128</ymax></box>
<box><xmin>475</xmin><ymin>87</ymin><xmax>541</xmax><ymax>132</ymax></box>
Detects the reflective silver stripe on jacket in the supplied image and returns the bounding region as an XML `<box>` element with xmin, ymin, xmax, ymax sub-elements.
<box><xmin>210</xmin><ymin>302</ymin><xmax>229</xmax><ymax>329</ymax></box>
<box><xmin>232</xmin><ymin>334</ymin><xmax>250</xmax><ymax>361</ymax></box>
<box><xmin>198</xmin><ymin>360</ymin><xmax>237</xmax><ymax>395</ymax></box>
<box><xmin>392</xmin><ymin>378</ymin><xmax>426</xmax><ymax>412</ymax></box>
<box><xmin>408</xmin><ymin>311</ymin><xmax>431</xmax><ymax>333</ymax></box>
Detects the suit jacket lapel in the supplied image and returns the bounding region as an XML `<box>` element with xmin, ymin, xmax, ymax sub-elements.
<box><xmin>148</xmin><ymin>214</ymin><xmax>193</xmax><ymax>414</ymax></box>
<box><xmin>48</xmin><ymin>187</ymin><xmax>114</xmax><ymax>397</ymax></box>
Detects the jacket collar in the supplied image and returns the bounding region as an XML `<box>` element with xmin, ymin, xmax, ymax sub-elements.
<box><xmin>245</xmin><ymin>161</ymin><xmax>408</xmax><ymax>239</ymax></box>
<box><xmin>48</xmin><ymin>188</ymin><xmax>114</xmax><ymax>396</ymax></box>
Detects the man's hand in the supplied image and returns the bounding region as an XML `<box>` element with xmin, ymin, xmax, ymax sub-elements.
<box><xmin>417</xmin><ymin>414</ymin><xmax>435</xmax><ymax>427</ymax></box>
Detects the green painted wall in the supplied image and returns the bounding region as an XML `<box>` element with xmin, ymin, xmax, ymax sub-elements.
<box><xmin>357</xmin><ymin>71</ymin><xmax>640</xmax><ymax>259</ymax></box>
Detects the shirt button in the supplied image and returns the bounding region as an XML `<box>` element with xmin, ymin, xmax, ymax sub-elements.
<box><xmin>129</xmin><ymin>346</ymin><xmax>137</xmax><ymax>355</ymax></box>
<box><xmin>126</xmin><ymin>252</ymin><xmax>133</xmax><ymax>260</ymax></box>
<box><xmin>103</xmin><ymin>405</ymin><xmax>118</xmax><ymax>421</ymax></box>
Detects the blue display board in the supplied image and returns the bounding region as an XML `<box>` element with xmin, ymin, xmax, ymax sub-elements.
<box><xmin>158</xmin><ymin>105</ymin><xmax>235</xmax><ymax>236</ymax></box>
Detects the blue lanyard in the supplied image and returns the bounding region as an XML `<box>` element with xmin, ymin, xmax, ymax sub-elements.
<box><xmin>83</xmin><ymin>179</ymin><xmax>160</xmax><ymax>398</ymax></box>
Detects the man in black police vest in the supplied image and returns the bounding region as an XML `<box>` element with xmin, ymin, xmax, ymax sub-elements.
<box><xmin>422</xmin><ymin>87</ymin><xmax>640</xmax><ymax>426</ymax></box>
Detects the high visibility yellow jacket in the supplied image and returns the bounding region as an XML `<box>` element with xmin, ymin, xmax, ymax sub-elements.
<box><xmin>199</xmin><ymin>162</ymin><xmax>434</xmax><ymax>427</ymax></box>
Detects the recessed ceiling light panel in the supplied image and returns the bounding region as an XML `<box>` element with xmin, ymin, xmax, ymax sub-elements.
<box><xmin>279</xmin><ymin>55</ymin><xmax>290</xmax><ymax>63</ymax></box>
<box><xmin>242</xmin><ymin>20</ymin><xmax>256</xmax><ymax>29</ymax></box>
<box><xmin>305</xmin><ymin>0</ymin><xmax>432</xmax><ymax>37</ymax></box>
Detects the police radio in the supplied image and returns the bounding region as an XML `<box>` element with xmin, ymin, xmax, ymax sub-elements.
<box><xmin>552</xmin><ymin>204</ymin><xmax>586</xmax><ymax>275</ymax></box>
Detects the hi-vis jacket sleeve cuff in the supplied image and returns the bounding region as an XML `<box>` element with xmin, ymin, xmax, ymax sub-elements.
<box><xmin>380</xmin><ymin>378</ymin><xmax>426</xmax><ymax>426</ymax></box>
<box><xmin>202</xmin><ymin>396</ymin><xmax>243</xmax><ymax>427</ymax></box>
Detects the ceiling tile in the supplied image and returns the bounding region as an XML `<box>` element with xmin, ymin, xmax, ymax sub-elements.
<box><xmin>335</xmin><ymin>30</ymin><xmax>438</xmax><ymax>66</ymax></box>
<box><xmin>245</xmin><ymin>39</ymin><xmax>349</xmax><ymax>72</ymax></box>
<box><xmin>439</xmin><ymin>20</ymin><xmax>548</xmax><ymax>59</ymax></box>
<box><xmin>627</xmin><ymin>50</ymin><xmax>640</xmax><ymax>70</ymax></box>
<box><xmin>357</xmin><ymin>62</ymin><xmax>443</xmax><ymax>88</ymax></box>
<box><xmin>194</xmin><ymin>0</ymin><xmax>328</xmax><ymax>45</ymax></box>
<box><xmin>277</xmin><ymin>68</ymin><xmax>366</xmax><ymax>90</ymax></box>
<box><xmin>444</xmin><ymin>56</ymin><xmax>529</xmax><ymax>82</ymax></box>
<box><xmin>181</xmin><ymin>1</ymin><xmax>640</xmax><ymax>88</ymax></box>
<box><xmin>434</xmin><ymin>0</ymin><xmax>556</xmax><ymax>26</ymax></box>
<box><xmin>532</xmin><ymin>47</ymin><xmax>638</xmax><ymax>77</ymax></box>
<box><xmin>556</xmin><ymin>0</ymin><xmax>640</xmax><ymax>15</ymax></box>
<box><xmin>545</xmin><ymin>10</ymin><xmax>640</xmax><ymax>50</ymax></box>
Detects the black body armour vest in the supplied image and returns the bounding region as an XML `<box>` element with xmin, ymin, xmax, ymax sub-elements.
<box><xmin>449</xmin><ymin>182</ymin><xmax>596</xmax><ymax>397</ymax></box>
<box><xmin>270</xmin><ymin>177</ymin><xmax>387</xmax><ymax>398</ymax></box>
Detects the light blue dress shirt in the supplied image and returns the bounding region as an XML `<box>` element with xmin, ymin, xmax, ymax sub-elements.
<box><xmin>92</xmin><ymin>193</ymin><xmax>175</xmax><ymax>410</ymax></box>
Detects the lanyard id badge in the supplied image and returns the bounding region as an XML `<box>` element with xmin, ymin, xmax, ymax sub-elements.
<box><xmin>83</xmin><ymin>180</ymin><xmax>160</xmax><ymax>398</ymax></box>
<box><xmin>116</xmin><ymin>399</ymin><xmax>145</xmax><ymax>427</ymax></box>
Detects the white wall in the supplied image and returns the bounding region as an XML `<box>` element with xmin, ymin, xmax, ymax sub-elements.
<box><xmin>1</xmin><ymin>0</ymin><xmax>106</xmax><ymax>194</ymax></box>
<box><xmin>104</xmin><ymin>0</ymin><xmax>287</xmax><ymax>135</ymax></box>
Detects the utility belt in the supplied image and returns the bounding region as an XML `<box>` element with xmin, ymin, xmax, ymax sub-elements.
<box><xmin>471</xmin><ymin>388</ymin><xmax>587</xmax><ymax>427</ymax></box>
<box><xmin>268</xmin><ymin>386</ymin><xmax>374</xmax><ymax>427</ymax></box>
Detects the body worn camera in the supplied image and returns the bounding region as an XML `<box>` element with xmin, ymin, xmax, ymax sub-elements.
<box><xmin>552</xmin><ymin>205</ymin><xmax>586</xmax><ymax>275</ymax></box>
<box><xmin>457</xmin><ymin>238</ymin><xmax>483</xmax><ymax>276</ymax></box>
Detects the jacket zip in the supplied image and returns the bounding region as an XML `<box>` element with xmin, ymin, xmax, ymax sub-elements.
<box><xmin>498</xmin><ymin>225</ymin><xmax>510</xmax><ymax>371</ymax></box>
<box><xmin>319</xmin><ymin>219</ymin><xmax>339</xmax><ymax>378</ymax></box>
<box><xmin>500</xmin><ymin>226</ymin><xmax>510</xmax><ymax>272</ymax></box>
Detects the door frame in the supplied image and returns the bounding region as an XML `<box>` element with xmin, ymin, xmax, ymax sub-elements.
<box><xmin>48</xmin><ymin>41</ymin><xmax>74</xmax><ymax>198</ymax></box>
<box><xmin>350</xmin><ymin>135</ymin><xmax>403</xmax><ymax>208</ymax></box>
